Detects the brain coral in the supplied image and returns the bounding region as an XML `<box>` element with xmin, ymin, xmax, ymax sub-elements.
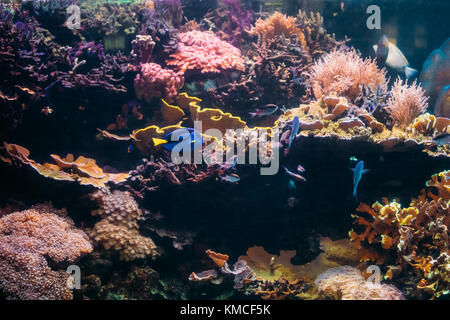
<box><xmin>166</xmin><ymin>30</ymin><xmax>245</xmax><ymax>74</ymax></box>
<box><xmin>315</xmin><ymin>266</ymin><xmax>405</xmax><ymax>300</ymax></box>
<box><xmin>89</xmin><ymin>190</ymin><xmax>158</xmax><ymax>261</ymax></box>
<box><xmin>0</xmin><ymin>203</ymin><xmax>93</xmax><ymax>300</ymax></box>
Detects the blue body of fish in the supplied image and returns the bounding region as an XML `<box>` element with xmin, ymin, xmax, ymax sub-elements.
<box><xmin>288</xmin><ymin>117</ymin><xmax>300</xmax><ymax>150</ymax></box>
<box><xmin>351</xmin><ymin>160</ymin><xmax>369</xmax><ymax>199</ymax></box>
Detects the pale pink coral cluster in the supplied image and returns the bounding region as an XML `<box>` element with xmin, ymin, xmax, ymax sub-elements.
<box><xmin>0</xmin><ymin>204</ymin><xmax>93</xmax><ymax>300</ymax></box>
<box><xmin>166</xmin><ymin>30</ymin><xmax>245</xmax><ymax>74</ymax></box>
<box><xmin>315</xmin><ymin>266</ymin><xmax>405</xmax><ymax>300</ymax></box>
<box><xmin>134</xmin><ymin>62</ymin><xmax>184</xmax><ymax>102</ymax></box>
<box><xmin>309</xmin><ymin>49</ymin><xmax>387</xmax><ymax>101</ymax></box>
<box><xmin>386</xmin><ymin>78</ymin><xmax>429</xmax><ymax>128</ymax></box>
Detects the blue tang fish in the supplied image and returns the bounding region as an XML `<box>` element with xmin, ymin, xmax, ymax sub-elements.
<box><xmin>153</xmin><ymin>128</ymin><xmax>203</xmax><ymax>151</ymax></box>
<box><xmin>351</xmin><ymin>160</ymin><xmax>369</xmax><ymax>199</ymax></box>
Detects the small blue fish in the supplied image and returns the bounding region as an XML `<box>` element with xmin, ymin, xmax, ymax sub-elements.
<box><xmin>127</xmin><ymin>145</ymin><xmax>134</xmax><ymax>153</ymax></box>
<box><xmin>284</xmin><ymin>166</ymin><xmax>306</xmax><ymax>183</ymax></box>
<box><xmin>153</xmin><ymin>128</ymin><xmax>203</xmax><ymax>151</ymax></box>
<box><xmin>221</xmin><ymin>173</ymin><xmax>240</xmax><ymax>183</ymax></box>
<box><xmin>249</xmin><ymin>105</ymin><xmax>279</xmax><ymax>118</ymax></box>
<box><xmin>288</xmin><ymin>117</ymin><xmax>300</xmax><ymax>151</ymax></box>
<box><xmin>351</xmin><ymin>160</ymin><xmax>369</xmax><ymax>199</ymax></box>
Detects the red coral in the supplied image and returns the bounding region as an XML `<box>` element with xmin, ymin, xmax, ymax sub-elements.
<box><xmin>166</xmin><ymin>31</ymin><xmax>245</xmax><ymax>74</ymax></box>
<box><xmin>134</xmin><ymin>62</ymin><xmax>184</xmax><ymax>102</ymax></box>
<box><xmin>0</xmin><ymin>204</ymin><xmax>93</xmax><ymax>299</ymax></box>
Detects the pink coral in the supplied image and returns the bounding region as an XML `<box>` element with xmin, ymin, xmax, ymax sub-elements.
<box><xmin>134</xmin><ymin>62</ymin><xmax>184</xmax><ymax>102</ymax></box>
<box><xmin>308</xmin><ymin>49</ymin><xmax>387</xmax><ymax>101</ymax></box>
<box><xmin>166</xmin><ymin>30</ymin><xmax>245</xmax><ymax>74</ymax></box>
<box><xmin>315</xmin><ymin>266</ymin><xmax>405</xmax><ymax>300</ymax></box>
<box><xmin>0</xmin><ymin>203</ymin><xmax>93</xmax><ymax>300</ymax></box>
<box><xmin>386</xmin><ymin>78</ymin><xmax>429</xmax><ymax>128</ymax></box>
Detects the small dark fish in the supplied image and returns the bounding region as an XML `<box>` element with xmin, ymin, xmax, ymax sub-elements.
<box><xmin>284</xmin><ymin>166</ymin><xmax>306</xmax><ymax>182</ymax></box>
<box><xmin>128</xmin><ymin>145</ymin><xmax>134</xmax><ymax>153</ymax></box>
<box><xmin>351</xmin><ymin>160</ymin><xmax>369</xmax><ymax>199</ymax></box>
<box><xmin>249</xmin><ymin>105</ymin><xmax>279</xmax><ymax>118</ymax></box>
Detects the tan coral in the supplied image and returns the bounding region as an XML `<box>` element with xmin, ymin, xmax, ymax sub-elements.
<box><xmin>89</xmin><ymin>190</ymin><xmax>158</xmax><ymax>261</ymax></box>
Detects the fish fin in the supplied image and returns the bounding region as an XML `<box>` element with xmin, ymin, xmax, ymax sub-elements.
<box><xmin>363</xmin><ymin>169</ymin><xmax>370</xmax><ymax>174</ymax></box>
<box><xmin>403</xmin><ymin>66</ymin><xmax>418</xmax><ymax>79</ymax></box>
<box><xmin>153</xmin><ymin>138</ymin><xmax>168</xmax><ymax>147</ymax></box>
<box><xmin>249</xmin><ymin>112</ymin><xmax>256</xmax><ymax>118</ymax></box>
<box><xmin>350</xmin><ymin>168</ymin><xmax>355</xmax><ymax>172</ymax></box>
<box><xmin>373</xmin><ymin>45</ymin><xmax>378</xmax><ymax>53</ymax></box>
<box><xmin>353</xmin><ymin>187</ymin><xmax>357</xmax><ymax>199</ymax></box>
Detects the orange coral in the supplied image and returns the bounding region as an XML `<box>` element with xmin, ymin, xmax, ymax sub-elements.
<box><xmin>308</xmin><ymin>49</ymin><xmax>387</xmax><ymax>101</ymax></box>
<box><xmin>0</xmin><ymin>203</ymin><xmax>92</xmax><ymax>299</ymax></box>
<box><xmin>349</xmin><ymin>171</ymin><xmax>449</xmax><ymax>298</ymax></box>
<box><xmin>206</xmin><ymin>249</ymin><xmax>229</xmax><ymax>268</ymax></box>
<box><xmin>1</xmin><ymin>142</ymin><xmax>129</xmax><ymax>188</ymax></box>
<box><xmin>89</xmin><ymin>190</ymin><xmax>158</xmax><ymax>261</ymax></box>
<box><xmin>250</xmin><ymin>11</ymin><xmax>306</xmax><ymax>47</ymax></box>
<box><xmin>386</xmin><ymin>78</ymin><xmax>429</xmax><ymax>128</ymax></box>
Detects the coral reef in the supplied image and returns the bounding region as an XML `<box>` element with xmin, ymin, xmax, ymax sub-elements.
<box><xmin>89</xmin><ymin>190</ymin><xmax>159</xmax><ymax>261</ymax></box>
<box><xmin>386</xmin><ymin>79</ymin><xmax>429</xmax><ymax>128</ymax></box>
<box><xmin>1</xmin><ymin>143</ymin><xmax>129</xmax><ymax>188</ymax></box>
<box><xmin>0</xmin><ymin>203</ymin><xmax>92</xmax><ymax>299</ymax></box>
<box><xmin>250</xmin><ymin>11</ymin><xmax>304</xmax><ymax>45</ymax></box>
<box><xmin>349</xmin><ymin>171</ymin><xmax>449</xmax><ymax>298</ymax></box>
<box><xmin>315</xmin><ymin>266</ymin><xmax>405</xmax><ymax>300</ymax></box>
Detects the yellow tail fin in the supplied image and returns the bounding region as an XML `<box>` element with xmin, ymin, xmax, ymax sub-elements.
<box><xmin>152</xmin><ymin>138</ymin><xmax>168</xmax><ymax>147</ymax></box>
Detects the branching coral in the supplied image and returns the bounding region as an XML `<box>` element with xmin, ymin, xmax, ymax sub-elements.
<box><xmin>202</xmin><ymin>0</ymin><xmax>253</xmax><ymax>48</ymax></box>
<box><xmin>0</xmin><ymin>203</ymin><xmax>92</xmax><ymax>300</ymax></box>
<box><xmin>315</xmin><ymin>266</ymin><xmax>405</xmax><ymax>300</ymax></box>
<box><xmin>134</xmin><ymin>63</ymin><xmax>184</xmax><ymax>102</ymax></box>
<box><xmin>386</xmin><ymin>78</ymin><xmax>429</xmax><ymax>128</ymax></box>
<box><xmin>89</xmin><ymin>190</ymin><xmax>159</xmax><ymax>261</ymax></box>
<box><xmin>308</xmin><ymin>48</ymin><xmax>387</xmax><ymax>101</ymax></box>
<box><xmin>166</xmin><ymin>31</ymin><xmax>245</xmax><ymax>74</ymax></box>
<box><xmin>349</xmin><ymin>171</ymin><xmax>449</xmax><ymax>298</ymax></box>
<box><xmin>250</xmin><ymin>11</ymin><xmax>304</xmax><ymax>46</ymax></box>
